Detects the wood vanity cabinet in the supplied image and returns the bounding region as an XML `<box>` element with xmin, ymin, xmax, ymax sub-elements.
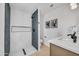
<box><xmin>50</xmin><ymin>43</ymin><xmax>79</xmax><ymax>56</ymax></box>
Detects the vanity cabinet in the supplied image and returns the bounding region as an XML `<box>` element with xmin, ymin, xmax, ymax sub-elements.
<box><xmin>50</xmin><ymin>43</ymin><xmax>79</xmax><ymax>56</ymax></box>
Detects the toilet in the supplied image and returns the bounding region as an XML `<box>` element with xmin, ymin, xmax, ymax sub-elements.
<box><xmin>40</xmin><ymin>38</ymin><xmax>44</xmax><ymax>46</ymax></box>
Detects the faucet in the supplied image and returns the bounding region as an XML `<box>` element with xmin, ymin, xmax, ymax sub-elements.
<box><xmin>67</xmin><ymin>32</ymin><xmax>77</xmax><ymax>43</ymax></box>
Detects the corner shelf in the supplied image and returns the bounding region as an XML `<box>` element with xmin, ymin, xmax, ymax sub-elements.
<box><xmin>11</xmin><ymin>26</ymin><xmax>32</xmax><ymax>32</ymax></box>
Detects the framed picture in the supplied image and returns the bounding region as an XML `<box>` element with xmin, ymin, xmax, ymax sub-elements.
<box><xmin>50</xmin><ymin>18</ymin><xmax>58</xmax><ymax>28</ymax></box>
<box><xmin>46</xmin><ymin>21</ymin><xmax>50</xmax><ymax>28</ymax></box>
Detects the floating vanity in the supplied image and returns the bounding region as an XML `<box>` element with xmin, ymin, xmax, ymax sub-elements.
<box><xmin>48</xmin><ymin>37</ymin><xmax>79</xmax><ymax>56</ymax></box>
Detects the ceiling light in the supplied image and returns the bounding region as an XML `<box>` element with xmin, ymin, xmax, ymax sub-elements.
<box><xmin>49</xmin><ymin>4</ymin><xmax>53</xmax><ymax>7</ymax></box>
<box><xmin>70</xmin><ymin>3</ymin><xmax>78</xmax><ymax>10</ymax></box>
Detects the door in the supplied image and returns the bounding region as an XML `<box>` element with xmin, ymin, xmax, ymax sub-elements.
<box><xmin>4</xmin><ymin>3</ymin><xmax>10</xmax><ymax>56</ymax></box>
<box><xmin>32</xmin><ymin>9</ymin><xmax>39</xmax><ymax>50</ymax></box>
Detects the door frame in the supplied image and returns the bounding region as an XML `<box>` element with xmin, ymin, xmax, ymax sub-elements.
<box><xmin>38</xmin><ymin>8</ymin><xmax>40</xmax><ymax>51</ymax></box>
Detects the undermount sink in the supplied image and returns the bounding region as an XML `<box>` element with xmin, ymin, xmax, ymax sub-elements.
<box><xmin>58</xmin><ymin>36</ymin><xmax>74</xmax><ymax>42</ymax></box>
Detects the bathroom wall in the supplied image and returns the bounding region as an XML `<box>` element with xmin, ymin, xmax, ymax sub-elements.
<box><xmin>43</xmin><ymin>4</ymin><xmax>79</xmax><ymax>41</ymax></box>
<box><xmin>10</xmin><ymin>8</ymin><xmax>32</xmax><ymax>55</ymax></box>
<box><xmin>40</xmin><ymin>12</ymin><xmax>44</xmax><ymax>39</ymax></box>
<box><xmin>0</xmin><ymin>3</ymin><xmax>5</xmax><ymax>56</ymax></box>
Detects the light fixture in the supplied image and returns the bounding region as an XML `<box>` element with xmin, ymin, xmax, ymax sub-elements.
<box><xmin>49</xmin><ymin>4</ymin><xmax>53</xmax><ymax>7</ymax></box>
<box><xmin>70</xmin><ymin>3</ymin><xmax>78</xmax><ymax>10</ymax></box>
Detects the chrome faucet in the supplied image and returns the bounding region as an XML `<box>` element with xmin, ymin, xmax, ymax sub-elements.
<box><xmin>67</xmin><ymin>32</ymin><xmax>77</xmax><ymax>43</ymax></box>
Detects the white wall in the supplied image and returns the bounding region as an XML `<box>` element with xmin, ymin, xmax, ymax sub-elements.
<box><xmin>10</xmin><ymin>8</ymin><xmax>32</xmax><ymax>55</ymax></box>
<box><xmin>43</xmin><ymin>4</ymin><xmax>79</xmax><ymax>41</ymax></box>
<box><xmin>40</xmin><ymin>12</ymin><xmax>44</xmax><ymax>39</ymax></box>
<box><xmin>0</xmin><ymin>3</ymin><xmax>5</xmax><ymax>56</ymax></box>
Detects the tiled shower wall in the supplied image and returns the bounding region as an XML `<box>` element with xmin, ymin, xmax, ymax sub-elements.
<box><xmin>10</xmin><ymin>8</ymin><xmax>32</xmax><ymax>55</ymax></box>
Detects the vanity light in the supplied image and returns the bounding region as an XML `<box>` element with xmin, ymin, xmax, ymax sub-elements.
<box><xmin>70</xmin><ymin>3</ymin><xmax>78</xmax><ymax>10</ymax></box>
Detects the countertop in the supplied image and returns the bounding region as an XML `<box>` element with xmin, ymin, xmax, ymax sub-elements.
<box><xmin>48</xmin><ymin>36</ymin><xmax>79</xmax><ymax>54</ymax></box>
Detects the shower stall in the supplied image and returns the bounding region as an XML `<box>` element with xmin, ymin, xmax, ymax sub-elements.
<box><xmin>4</xmin><ymin>3</ymin><xmax>40</xmax><ymax>56</ymax></box>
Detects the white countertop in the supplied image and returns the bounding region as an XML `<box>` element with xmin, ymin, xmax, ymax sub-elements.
<box><xmin>48</xmin><ymin>37</ymin><xmax>79</xmax><ymax>54</ymax></box>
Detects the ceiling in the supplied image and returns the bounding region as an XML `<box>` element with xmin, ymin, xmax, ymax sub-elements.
<box><xmin>10</xmin><ymin>3</ymin><xmax>74</xmax><ymax>16</ymax></box>
<box><xmin>10</xmin><ymin>3</ymin><xmax>50</xmax><ymax>14</ymax></box>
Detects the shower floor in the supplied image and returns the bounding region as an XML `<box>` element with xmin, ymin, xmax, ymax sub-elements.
<box><xmin>9</xmin><ymin>45</ymin><xmax>37</xmax><ymax>56</ymax></box>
